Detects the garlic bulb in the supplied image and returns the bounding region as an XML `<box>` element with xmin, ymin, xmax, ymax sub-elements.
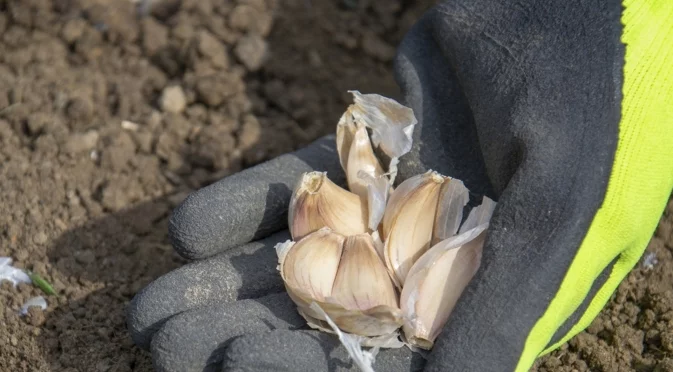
<box><xmin>381</xmin><ymin>171</ymin><xmax>470</xmax><ymax>287</ymax></box>
<box><xmin>276</xmin><ymin>92</ymin><xmax>498</xmax><ymax>363</ymax></box>
<box><xmin>400</xmin><ymin>197</ymin><xmax>496</xmax><ymax>349</ymax></box>
<box><xmin>288</xmin><ymin>171</ymin><xmax>368</xmax><ymax>241</ymax></box>
<box><xmin>277</xmin><ymin>228</ymin><xmax>403</xmax><ymax>338</ymax></box>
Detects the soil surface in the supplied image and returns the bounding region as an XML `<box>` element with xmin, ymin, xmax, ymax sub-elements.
<box><xmin>0</xmin><ymin>1</ymin><xmax>671</xmax><ymax>372</ymax></box>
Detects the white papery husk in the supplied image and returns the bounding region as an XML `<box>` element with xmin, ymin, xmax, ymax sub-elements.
<box><xmin>0</xmin><ymin>257</ymin><xmax>31</xmax><ymax>287</ymax></box>
<box><xmin>347</xmin><ymin>91</ymin><xmax>417</xmax><ymax>186</ymax></box>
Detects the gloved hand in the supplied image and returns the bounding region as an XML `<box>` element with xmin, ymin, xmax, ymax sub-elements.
<box><xmin>127</xmin><ymin>0</ymin><xmax>673</xmax><ymax>371</ymax></box>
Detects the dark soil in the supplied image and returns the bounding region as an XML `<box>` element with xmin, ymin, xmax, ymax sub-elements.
<box><xmin>0</xmin><ymin>1</ymin><xmax>671</xmax><ymax>372</ymax></box>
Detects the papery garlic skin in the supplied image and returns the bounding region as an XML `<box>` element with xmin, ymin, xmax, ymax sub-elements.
<box><xmin>288</xmin><ymin>172</ymin><xmax>368</xmax><ymax>241</ymax></box>
<box><xmin>347</xmin><ymin>91</ymin><xmax>417</xmax><ymax>185</ymax></box>
<box><xmin>347</xmin><ymin>91</ymin><xmax>416</xmax><ymax>162</ymax></box>
<box><xmin>276</xmin><ymin>228</ymin><xmax>404</xmax><ymax>340</ymax></box>
<box><xmin>381</xmin><ymin>171</ymin><xmax>448</xmax><ymax>287</ymax></box>
<box><xmin>400</xmin><ymin>197</ymin><xmax>496</xmax><ymax>349</ymax></box>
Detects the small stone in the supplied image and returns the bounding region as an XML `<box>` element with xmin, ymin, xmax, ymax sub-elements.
<box><xmin>64</xmin><ymin>130</ymin><xmax>99</xmax><ymax>154</ymax></box>
<box><xmin>141</xmin><ymin>17</ymin><xmax>168</xmax><ymax>57</ymax></box>
<box><xmin>132</xmin><ymin>131</ymin><xmax>153</xmax><ymax>153</ymax></box>
<box><xmin>26</xmin><ymin>113</ymin><xmax>50</xmax><ymax>136</ymax></box>
<box><xmin>75</xmin><ymin>249</ymin><xmax>95</xmax><ymax>265</ymax></box>
<box><xmin>196</xmin><ymin>30</ymin><xmax>229</xmax><ymax>68</ymax></box>
<box><xmin>121</xmin><ymin>120</ymin><xmax>139</xmax><ymax>131</ymax></box>
<box><xmin>33</xmin><ymin>231</ymin><xmax>48</xmax><ymax>245</ymax></box>
<box><xmin>101</xmin><ymin>182</ymin><xmax>132</xmax><ymax>210</ymax></box>
<box><xmin>234</xmin><ymin>34</ymin><xmax>268</xmax><ymax>72</ymax></box>
<box><xmin>238</xmin><ymin>114</ymin><xmax>261</xmax><ymax>150</ymax></box>
<box><xmin>10</xmin><ymin>336</ymin><xmax>18</xmax><ymax>346</ymax></box>
<box><xmin>160</xmin><ymin>86</ymin><xmax>187</xmax><ymax>114</ymax></box>
<box><xmin>191</xmin><ymin>126</ymin><xmax>236</xmax><ymax>169</ymax></box>
<box><xmin>334</xmin><ymin>32</ymin><xmax>357</xmax><ymax>50</ymax></box>
<box><xmin>228</xmin><ymin>5</ymin><xmax>272</xmax><ymax>36</ymax></box>
<box><xmin>96</xmin><ymin>327</ymin><xmax>110</xmax><ymax>340</ymax></box>
<box><xmin>15</xmin><ymin>249</ymin><xmax>29</xmax><ymax>261</ymax></box>
<box><xmin>662</xmin><ymin>331</ymin><xmax>673</xmax><ymax>352</ymax></box>
<box><xmin>155</xmin><ymin>132</ymin><xmax>178</xmax><ymax>160</ymax></box>
<box><xmin>27</xmin><ymin>306</ymin><xmax>45</xmax><ymax>326</ymax></box>
<box><xmin>96</xmin><ymin>359</ymin><xmax>111</xmax><ymax>372</ymax></box>
<box><xmin>195</xmin><ymin>75</ymin><xmax>242</xmax><ymax>107</ymax></box>
<box><xmin>167</xmin><ymin>190</ymin><xmax>190</xmax><ymax>207</ymax></box>
<box><xmin>307</xmin><ymin>49</ymin><xmax>322</xmax><ymax>67</ymax></box>
<box><xmin>66</xmin><ymin>97</ymin><xmax>94</xmax><ymax>122</ymax></box>
<box><xmin>60</xmin><ymin>18</ymin><xmax>87</xmax><ymax>44</ymax></box>
<box><xmin>32</xmin><ymin>261</ymin><xmax>47</xmax><ymax>276</ymax></box>
<box><xmin>171</xmin><ymin>17</ymin><xmax>194</xmax><ymax>40</ymax></box>
<box><xmin>101</xmin><ymin>132</ymin><xmax>136</xmax><ymax>171</ymax></box>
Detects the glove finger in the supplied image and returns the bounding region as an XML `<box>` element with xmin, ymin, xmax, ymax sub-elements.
<box><xmin>169</xmin><ymin>135</ymin><xmax>345</xmax><ymax>260</ymax></box>
<box><xmin>127</xmin><ymin>231</ymin><xmax>290</xmax><ymax>350</ymax></box>
<box><xmin>222</xmin><ymin>330</ymin><xmax>426</xmax><ymax>372</ymax></box>
<box><xmin>393</xmin><ymin>12</ymin><xmax>494</xmax><ymax>197</ymax></box>
<box><xmin>150</xmin><ymin>293</ymin><xmax>305</xmax><ymax>372</ymax></box>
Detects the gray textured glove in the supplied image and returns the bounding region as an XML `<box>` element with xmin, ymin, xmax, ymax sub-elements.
<box><xmin>126</xmin><ymin>136</ymin><xmax>427</xmax><ymax>371</ymax></box>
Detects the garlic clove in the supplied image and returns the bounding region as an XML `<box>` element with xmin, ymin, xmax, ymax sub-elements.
<box><xmin>432</xmin><ymin>179</ymin><xmax>470</xmax><ymax>245</ymax></box>
<box><xmin>382</xmin><ymin>171</ymin><xmax>447</xmax><ymax>286</ymax></box>
<box><xmin>357</xmin><ymin>170</ymin><xmax>389</xmax><ymax>231</ymax></box>
<box><xmin>330</xmin><ymin>234</ymin><xmax>399</xmax><ymax>311</ymax></box>
<box><xmin>336</xmin><ymin>108</ymin><xmax>357</xmax><ymax>171</ymax></box>
<box><xmin>401</xmin><ymin>224</ymin><xmax>489</xmax><ymax>349</ymax></box>
<box><xmin>336</xmin><ymin>108</ymin><xmax>386</xmax><ymax>201</ymax></box>
<box><xmin>288</xmin><ymin>171</ymin><xmax>368</xmax><ymax>241</ymax></box>
<box><xmin>277</xmin><ymin>230</ymin><xmax>404</xmax><ymax>339</ymax></box>
<box><xmin>347</xmin><ymin>91</ymin><xmax>417</xmax><ymax>185</ymax></box>
<box><xmin>346</xmin><ymin>124</ymin><xmax>386</xmax><ymax>199</ymax></box>
<box><xmin>280</xmin><ymin>228</ymin><xmax>345</xmax><ymax>302</ymax></box>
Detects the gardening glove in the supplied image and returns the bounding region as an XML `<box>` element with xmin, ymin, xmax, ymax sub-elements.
<box><xmin>126</xmin><ymin>0</ymin><xmax>673</xmax><ymax>371</ymax></box>
<box><xmin>126</xmin><ymin>136</ymin><xmax>427</xmax><ymax>372</ymax></box>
